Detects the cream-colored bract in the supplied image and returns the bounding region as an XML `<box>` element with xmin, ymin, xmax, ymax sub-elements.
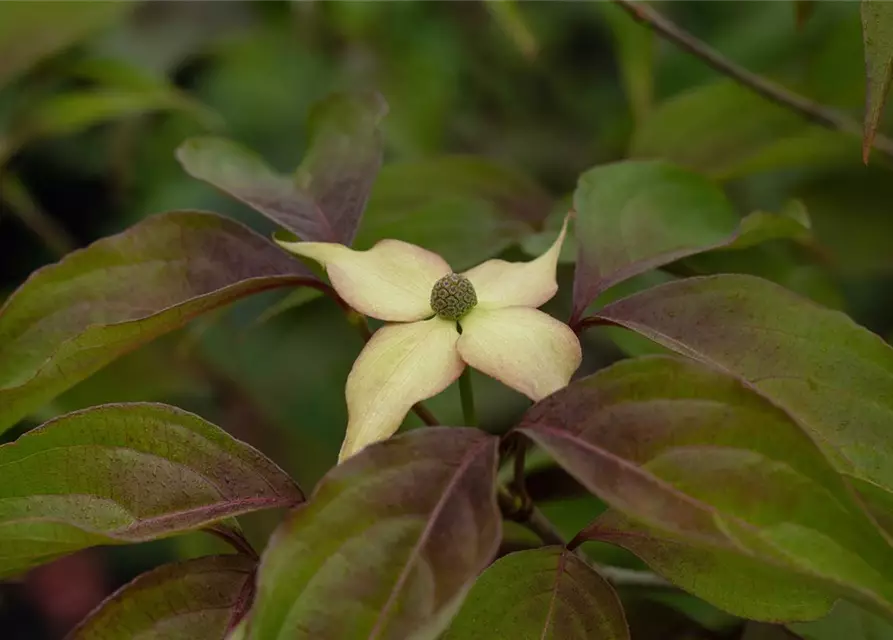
<box><xmin>276</xmin><ymin>215</ymin><xmax>581</xmax><ymax>461</ymax></box>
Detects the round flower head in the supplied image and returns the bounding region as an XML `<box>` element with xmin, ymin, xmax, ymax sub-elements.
<box><xmin>276</xmin><ymin>215</ymin><xmax>581</xmax><ymax>461</ymax></box>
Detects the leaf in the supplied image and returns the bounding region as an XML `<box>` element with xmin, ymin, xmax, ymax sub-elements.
<box><xmin>630</xmin><ymin>81</ymin><xmax>856</xmax><ymax>180</ymax></box>
<box><xmin>517</xmin><ymin>356</ymin><xmax>893</xmax><ymax>618</ymax></box>
<box><xmin>593</xmin><ymin>275</ymin><xmax>893</xmax><ymax>510</ymax></box>
<box><xmin>861</xmin><ymin>0</ymin><xmax>893</xmax><ymax>162</ymax></box>
<box><xmin>0</xmin><ymin>2</ymin><xmax>132</xmax><ymax>89</ymax></box>
<box><xmin>443</xmin><ymin>547</ymin><xmax>629</xmax><ymax>640</ymax></box>
<box><xmin>571</xmin><ymin>160</ymin><xmax>738</xmax><ymax>321</ymax></box>
<box><xmin>485</xmin><ymin>0</ymin><xmax>539</xmax><ymax>61</ymax></box>
<box><xmin>177</xmin><ymin>92</ymin><xmax>388</xmax><ymax>245</ymax></box>
<box><xmin>247</xmin><ymin>428</ymin><xmax>501</xmax><ymax>640</ymax></box>
<box><xmin>791</xmin><ymin>599</ymin><xmax>893</xmax><ymax>639</ymax></box>
<box><xmin>68</xmin><ymin>555</ymin><xmax>257</xmax><ymax>640</ymax></box>
<box><xmin>0</xmin><ymin>210</ymin><xmax>317</xmax><ymax>434</ymax></box>
<box><xmin>355</xmin><ymin>156</ymin><xmax>549</xmax><ymax>270</ymax></box>
<box><xmin>0</xmin><ymin>403</ymin><xmax>303</xmax><ymax>578</ymax></box>
<box><xmin>720</xmin><ymin>201</ymin><xmax>812</xmax><ymax>251</ymax></box>
<box><xmin>586</xmin><ymin>510</ymin><xmax>837</xmax><ymax>622</ymax></box>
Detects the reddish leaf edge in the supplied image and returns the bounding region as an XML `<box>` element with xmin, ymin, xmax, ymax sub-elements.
<box><xmin>65</xmin><ymin>554</ymin><xmax>258</xmax><ymax>640</ymax></box>
<box><xmin>0</xmin><ymin>210</ymin><xmax>334</xmax><ymax>402</ymax></box>
<box><xmin>579</xmin><ymin>276</ymin><xmax>893</xmax><ymax>548</ymax></box>
<box><xmin>1</xmin><ymin>401</ymin><xmax>305</xmax><ymax>542</ymax></box>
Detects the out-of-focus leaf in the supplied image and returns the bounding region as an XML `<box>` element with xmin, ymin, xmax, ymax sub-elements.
<box><xmin>594</xmin><ymin>275</ymin><xmax>893</xmax><ymax>527</ymax></box>
<box><xmin>443</xmin><ymin>547</ymin><xmax>629</xmax><ymax>640</ymax></box>
<box><xmin>597</xmin><ymin>3</ymin><xmax>653</xmax><ymax>123</ymax></box>
<box><xmin>571</xmin><ymin>160</ymin><xmax>737</xmax><ymax>321</ymax></box>
<box><xmin>519</xmin><ymin>206</ymin><xmax>575</xmax><ymax>265</ymax></box>
<box><xmin>721</xmin><ymin>201</ymin><xmax>812</xmax><ymax>250</ymax></box>
<box><xmin>69</xmin><ymin>555</ymin><xmax>256</xmax><ymax>640</ymax></box>
<box><xmin>485</xmin><ymin>0</ymin><xmax>538</xmax><ymax>61</ymax></box>
<box><xmin>791</xmin><ymin>599</ymin><xmax>893</xmax><ymax>639</ymax></box>
<box><xmin>587</xmin><ymin>510</ymin><xmax>837</xmax><ymax>622</ymax></box>
<box><xmin>630</xmin><ymin>80</ymin><xmax>857</xmax><ymax>179</ymax></box>
<box><xmin>357</xmin><ymin>156</ymin><xmax>550</xmax><ymax>270</ymax></box>
<box><xmin>253</xmin><ymin>288</ymin><xmax>324</xmax><ymax>326</ymax></box>
<box><xmin>519</xmin><ymin>356</ymin><xmax>893</xmax><ymax>618</ymax></box>
<box><xmin>799</xmin><ymin>167</ymin><xmax>893</xmax><ymax>275</ymax></box>
<box><xmin>0</xmin><ymin>211</ymin><xmax>317</xmax><ymax>434</ymax></box>
<box><xmin>0</xmin><ymin>403</ymin><xmax>303</xmax><ymax>578</ymax></box>
<box><xmin>861</xmin><ymin>1</ymin><xmax>893</xmax><ymax>162</ymax></box>
<box><xmin>796</xmin><ymin>1</ymin><xmax>817</xmax><ymax>29</ymax></box>
<box><xmin>248</xmin><ymin>428</ymin><xmax>501</xmax><ymax>640</ymax></box>
<box><xmin>0</xmin><ymin>2</ymin><xmax>132</xmax><ymax>89</ymax></box>
<box><xmin>177</xmin><ymin>92</ymin><xmax>388</xmax><ymax>245</ymax></box>
<box><xmin>34</xmin><ymin>335</ymin><xmax>206</xmax><ymax>420</ymax></box>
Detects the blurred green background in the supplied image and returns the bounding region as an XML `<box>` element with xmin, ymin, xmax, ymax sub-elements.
<box><xmin>0</xmin><ymin>2</ymin><xmax>890</xmax><ymax>638</ymax></box>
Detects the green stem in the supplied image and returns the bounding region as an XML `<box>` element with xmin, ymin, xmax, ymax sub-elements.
<box><xmin>459</xmin><ymin>368</ymin><xmax>477</xmax><ymax>427</ymax></box>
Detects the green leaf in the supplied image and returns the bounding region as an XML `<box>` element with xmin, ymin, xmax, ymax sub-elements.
<box><xmin>586</xmin><ymin>510</ymin><xmax>837</xmax><ymax>622</ymax></box>
<box><xmin>517</xmin><ymin>356</ymin><xmax>893</xmax><ymax>618</ymax></box>
<box><xmin>485</xmin><ymin>0</ymin><xmax>539</xmax><ymax>61</ymax></box>
<box><xmin>443</xmin><ymin>547</ymin><xmax>629</xmax><ymax>640</ymax></box>
<box><xmin>720</xmin><ymin>201</ymin><xmax>812</xmax><ymax>250</ymax></box>
<box><xmin>630</xmin><ymin>80</ymin><xmax>856</xmax><ymax>179</ymax></box>
<box><xmin>356</xmin><ymin>156</ymin><xmax>549</xmax><ymax>270</ymax></box>
<box><xmin>594</xmin><ymin>275</ymin><xmax>893</xmax><ymax>516</ymax></box>
<box><xmin>791</xmin><ymin>600</ymin><xmax>893</xmax><ymax>639</ymax></box>
<box><xmin>0</xmin><ymin>2</ymin><xmax>132</xmax><ymax>89</ymax></box>
<box><xmin>248</xmin><ymin>428</ymin><xmax>501</xmax><ymax>640</ymax></box>
<box><xmin>861</xmin><ymin>0</ymin><xmax>893</xmax><ymax>162</ymax></box>
<box><xmin>69</xmin><ymin>555</ymin><xmax>257</xmax><ymax>640</ymax></box>
<box><xmin>571</xmin><ymin>160</ymin><xmax>738</xmax><ymax>321</ymax></box>
<box><xmin>0</xmin><ymin>403</ymin><xmax>302</xmax><ymax>577</ymax></box>
<box><xmin>0</xmin><ymin>211</ymin><xmax>317</xmax><ymax>434</ymax></box>
<box><xmin>177</xmin><ymin>92</ymin><xmax>388</xmax><ymax>245</ymax></box>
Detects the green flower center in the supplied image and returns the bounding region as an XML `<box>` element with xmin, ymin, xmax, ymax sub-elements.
<box><xmin>430</xmin><ymin>273</ymin><xmax>477</xmax><ymax>320</ymax></box>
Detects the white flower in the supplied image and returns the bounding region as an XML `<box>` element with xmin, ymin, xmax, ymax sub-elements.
<box><xmin>276</xmin><ymin>216</ymin><xmax>581</xmax><ymax>461</ymax></box>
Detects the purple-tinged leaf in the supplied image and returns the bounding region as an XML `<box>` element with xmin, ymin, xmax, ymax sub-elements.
<box><xmin>517</xmin><ymin>356</ymin><xmax>893</xmax><ymax>618</ymax></box>
<box><xmin>443</xmin><ymin>546</ymin><xmax>629</xmax><ymax>640</ymax></box>
<box><xmin>0</xmin><ymin>403</ymin><xmax>303</xmax><ymax>578</ymax></box>
<box><xmin>177</xmin><ymin>92</ymin><xmax>387</xmax><ymax>245</ymax></box>
<box><xmin>68</xmin><ymin>555</ymin><xmax>256</xmax><ymax>640</ymax></box>
<box><xmin>247</xmin><ymin>428</ymin><xmax>501</xmax><ymax>640</ymax></box>
<box><xmin>0</xmin><ymin>210</ymin><xmax>318</xmax><ymax>434</ymax></box>
<box><xmin>861</xmin><ymin>0</ymin><xmax>893</xmax><ymax>162</ymax></box>
<box><xmin>593</xmin><ymin>275</ymin><xmax>893</xmax><ymax>520</ymax></box>
<box><xmin>583</xmin><ymin>510</ymin><xmax>837</xmax><ymax>622</ymax></box>
<box><xmin>571</xmin><ymin>160</ymin><xmax>737</xmax><ymax>323</ymax></box>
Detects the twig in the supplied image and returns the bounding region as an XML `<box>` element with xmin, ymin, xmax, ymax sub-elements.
<box><xmin>499</xmin><ymin>486</ymin><xmax>670</xmax><ymax>589</ymax></box>
<box><xmin>205</xmin><ymin>526</ymin><xmax>259</xmax><ymax>561</ymax></box>
<box><xmin>611</xmin><ymin>0</ymin><xmax>893</xmax><ymax>161</ymax></box>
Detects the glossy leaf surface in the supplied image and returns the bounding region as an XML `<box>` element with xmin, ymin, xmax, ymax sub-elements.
<box><xmin>0</xmin><ymin>211</ymin><xmax>316</xmax><ymax>433</ymax></box>
<box><xmin>248</xmin><ymin>428</ymin><xmax>501</xmax><ymax>640</ymax></box>
<box><xmin>443</xmin><ymin>546</ymin><xmax>629</xmax><ymax>640</ymax></box>
<box><xmin>69</xmin><ymin>555</ymin><xmax>256</xmax><ymax>640</ymax></box>
<box><xmin>0</xmin><ymin>403</ymin><xmax>302</xmax><ymax>578</ymax></box>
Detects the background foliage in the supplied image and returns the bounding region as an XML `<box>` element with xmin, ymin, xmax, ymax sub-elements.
<box><xmin>2</xmin><ymin>2</ymin><xmax>893</xmax><ymax>638</ymax></box>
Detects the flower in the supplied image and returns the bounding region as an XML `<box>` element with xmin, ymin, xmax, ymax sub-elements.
<box><xmin>276</xmin><ymin>216</ymin><xmax>581</xmax><ymax>461</ymax></box>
